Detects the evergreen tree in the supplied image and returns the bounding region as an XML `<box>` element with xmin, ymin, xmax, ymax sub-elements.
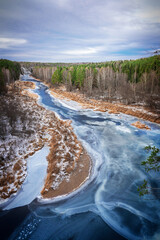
<box><xmin>138</xmin><ymin>146</ymin><xmax>160</xmax><ymax>198</ymax></box>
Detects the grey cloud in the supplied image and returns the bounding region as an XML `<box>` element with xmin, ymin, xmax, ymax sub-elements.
<box><xmin>0</xmin><ymin>0</ymin><xmax>160</xmax><ymax>62</ymax></box>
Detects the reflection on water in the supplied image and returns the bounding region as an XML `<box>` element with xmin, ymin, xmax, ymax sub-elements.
<box><xmin>3</xmin><ymin>75</ymin><xmax>160</xmax><ymax>240</ymax></box>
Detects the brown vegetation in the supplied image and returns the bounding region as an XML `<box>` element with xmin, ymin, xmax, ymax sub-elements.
<box><xmin>41</xmin><ymin>149</ymin><xmax>90</xmax><ymax>198</ymax></box>
<box><xmin>47</xmin><ymin>86</ymin><xmax>160</xmax><ymax>124</ymax></box>
<box><xmin>0</xmin><ymin>81</ymin><xmax>55</xmax><ymax>200</ymax></box>
<box><xmin>41</xmin><ymin>119</ymin><xmax>91</xmax><ymax>199</ymax></box>
<box><xmin>131</xmin><ymin>121</ymin><xmax>151</xmax><ymax>130</ymax></box>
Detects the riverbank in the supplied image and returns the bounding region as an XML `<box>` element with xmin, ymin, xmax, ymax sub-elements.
<box><xmin>32</xmin><ymin>77</ymin><xmax>160</xmax><ymax>126</ymax></box>
<box><xmin>0</xmin><ymin>81</ymin><xmax>54</xmax><ymax>203</ymax></box>
<box><xmin>49</xmin><ymin>86</ymin><xmax>160</xmax><ymax>125</ymax></box>
<box><xmin>0</xmin><ymin>80</ymin><xmax>91</xmax><ymax>205</ymax></box>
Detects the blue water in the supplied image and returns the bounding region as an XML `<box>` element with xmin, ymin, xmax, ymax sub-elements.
<box><xmin>1</xmin><ymin>75</ymin><xmax>160</xmax><ymax>240</ymax></box>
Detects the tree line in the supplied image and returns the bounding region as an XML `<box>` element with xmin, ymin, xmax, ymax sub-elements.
<box><xmin>0</xmin><ymin>59</ymin><xmax>21</xmax><ymax>94</ymax></box>
<box><xmin>31</xmin><ymin>56</ymin><xmax>160</xmax><ymax>109</ymax></box>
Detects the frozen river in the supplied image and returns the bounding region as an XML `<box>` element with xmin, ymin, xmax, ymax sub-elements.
<box><xmin>0</xmin><ymin>75</ymin><xmax>160</xmax><ymax>240</ymax></box>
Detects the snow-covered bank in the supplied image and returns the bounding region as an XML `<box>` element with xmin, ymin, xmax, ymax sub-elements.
<box><xmin>3</xmin><ymin>146</ymin><xmax>49</xmax><ymax>210</ymax></box>
<box><xmin>0</xmin><ymin>82</ymin><xmax>55</xmax><ymax>206</ymax></box>
<box><xmin>0</xmin><ymin>79</ymin><xmax>92</xmax><ymax>208</ymax></box>
<box><xmin>46</xmin><ymin>84</ymin><xmax>160</xmax><ymax>124</ymax></box>
<box><xmin>47</xmin><ymin>89</ymin><xmax>82</xmax><ymax>111</ymax></box>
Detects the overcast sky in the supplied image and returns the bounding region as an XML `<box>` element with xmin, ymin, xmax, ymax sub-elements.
<box><xmin>0</xmin><ymin>0</ymin><xmax>160</xmax><ymax>62</ymax></box>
